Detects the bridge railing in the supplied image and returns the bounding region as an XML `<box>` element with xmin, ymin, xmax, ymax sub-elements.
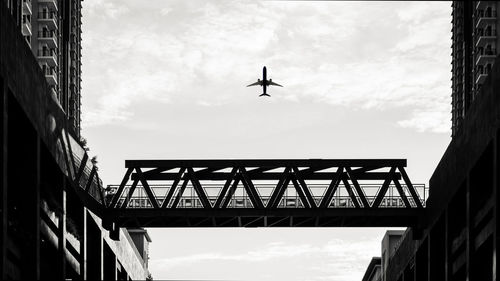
<box><xmin>105</xmin><ymin>183</ymin><xmax>427</xmax><ymax>209</ymax></box>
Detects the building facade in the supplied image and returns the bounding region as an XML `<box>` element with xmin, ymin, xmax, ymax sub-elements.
<box><xmin>451</xmin><ymin>1</ymin><xmax>499</xmax><ymax>136</ymax></box>
<box><xmin>4</xmin><ymin>0</ymin><xmax>82</xmax><ymax>139</ymax></box>
<box><xmin>365</xmin><ymin>2</ymin><xmax>500</xmax><ymax>280</ymax></box>
<box><xmin>362</xmin><ymin>231</ymin><xmax>405</xmax><ymax>281</ymax></box>
<box><xmin>1</xmin><ymin>0</ymin><xmax>151</xmax><ymax>279</ymax></box>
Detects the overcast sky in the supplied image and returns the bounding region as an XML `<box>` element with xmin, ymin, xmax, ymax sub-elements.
<box><xmin>81</xmin><ymin>1</ymin><xmax>451</xmax><ymax>280</ymax></box>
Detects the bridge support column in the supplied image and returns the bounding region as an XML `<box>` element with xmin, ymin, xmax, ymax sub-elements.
<box><xmin>80</xmin><ymin>207</ymin><xmax>87</xmax><ymax>280</ymax></box>
<box><xmin>1</xmin><ymin>73</ymin><xmax>7</xmax><ymax>280</ymax></box>
<box><xmin>58</xmin><ymin>181</ymin><xmax>67</xmax><ymax>280</ymax></box>
<box><xmin>3</xmin><ymin>89</ymin><xmax>41</xmax><ymax>280</ymax></box>
<box><xmin>465</xmin><ymin>175</ymin><xmax>471</xmax><ymax>281</ymax></box>
<box><xmin>493</xmin><ymin>131</ymin><xmax>498</xmax><ymax>281</ymax></box>
<box><xmin>103</xmin><ymin>241</ymin><xmax>117</xmax><ymax>280</ymax></box>
<box><xmin>86</xmin><ymin>210</ymin><xmax>103</xmax><ymax>280</ymax></box>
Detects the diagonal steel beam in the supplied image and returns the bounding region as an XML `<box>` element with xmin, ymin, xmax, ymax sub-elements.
<box><xmin>319</xmin><ymin>217</ymin><xmax>343</xmax><ymax>227</ymax></box>
<box><xmin>85</xmin><ymin>166</ymin><xmax>97</xmax><ymax>192</ymax></box>
<box><xmin>161</xmin><ymin>168</ymin><xmax>185</xmax><ymax>209</ymax></box>
<box><xmin>75</xmin><ymin>153</ymin><xmax>89</xmax><ymax>184</ymax></box>
<box><xmin>320</xmin><ymin>167</ymin><xmax>343</xmax><ymax>208</ymax></box>
<box><xmin>272</xmin><ymin>175</ymin><xmax>292</xmax><ymax>209</ymax></box>
<box><xmin>171</xmin><ymin>178</ymin><xmax>189</xmax><ymax>208</ymax></box>
<box><xmin>247</xmin><ymin>166</ymin><xmax>277</xmax><ymax>173</ymax></box>
<box><xmin>393</xmin><ymin>177</ymin><xmax>411</xmax><ymax>208</ymax></box>
<box><xmin>221</xmin><ymin>175</ymin><xmax>241</xmax><ymax>208</ymax></box>
<box><xmin>195</xmin><ymin>167</ymin><xmax>227</xmax><ymax>176</ymax></box>
<box><xmin>372</xmin><ymin>166</ymin><xmax>396</xmax><ymax>208</ymax></box>
<box><xmin>135</xmin><ymin>167</ymin><xmax>159</xmax><ymax>209</ymax></box>
<box><xmin>267</xmin><ymin>216</ymin><xmax>290</xmax><ymax>227</ymax></box>
<box><xmin>342</xmin><ymin>178</ymin><xmax>361</xmax><ymax>208</ymax></box>
<box><xmin>187</xmin><ymin>167</ymin><xmax>212</xmax><ymax>209</ymax></box>
<box><xmin>218</xmin><ymin>217</ymin><xmax>238</xmax><ymax>226</ymax></box>
<box><xmin>291</xmin><ymin>176</ymin><xmax>311</xmax><ymax>208</ymax></box>
<box><xmin>267</xmin><ymin>167</ymin><xmax>291</xmax><ymax>208</ymax></box>
<box><xmin>297</xmin><ymin>166</ymin><xmax>329</xmax><ymax>174</ymax></box>
<box><xmin>292</xmin><ymin>167</ymin><xmax>317</xmax><ymax>208</ymax></box>
<box><xmin>96</xmin><ymin>172</ymin><xmax>106</xmax><ymax>207</ymax></box>
<box><xmin>63</xmin><ymin>130</ymin><xmax>77</xmax><ymax>180</ymax></box>
<box><xmin>141</xmin><ymin>167</ymin><xmax>174</xmax><ymax>178</ymax></box>
<box><xmin>294</xmin><ymin>217</ymin><xmax>316</xmax><ymax>227</ymax></box>
<box><xmin>214</xmin><ymin>167</ymin><xmax>238</xmax><ymax>209</ymax></box>
<box><xmin>59</xmin><ymin>135</ymin><xmax>74</xmax><ymax>183</ymax></box>
<box><xmin>242</xmin><ymin>216</ymin><xmax>264</xmax><ymax>227</ymax></box>
<box><xmin>120</xmin><ymin>178</ymin><xmax>139</xmax><ymax>209</ymax></box>
<box><xmin>349</xmin><ymin>166</ymin><xmax>383</xmax><ymax>174</ymax></box>
<box><xmin>109</xmin><ymin>167</ymin><xmax>133</xmax><ymax>208</ymax></box>
<box><xmin>192</xmin><ymin>217</ymin><xmax>213</xmax><ymax>227</ymax></box>
<box><xmin>345</xmin><ymin>167</ymin><xmax>370</xmax><ymax>208</ymax></box>
<box><xmin>398</xmin><ymin>166</ymin><xmax>423</xmax><ymax>208</ymax></box>
<box><xmin>239</xmin><ymin>167</ymin><xmax>264</xmax><ymax>209</ymax></box>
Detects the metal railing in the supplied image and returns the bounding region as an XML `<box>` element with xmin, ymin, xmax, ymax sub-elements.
<box><xmin>42</xmin><ymin>66</ymin><xmax>57</xmax><ymax>76</ymax></box>
<box><xmin>106</xmin><ymin>183</ymin><xmax>427</xmax><ymax>209</ymax></box>
<box><xmin>38</xmin><ymin>12</ymin><xmax>57</xmax><ymax>19</ymax></box>
<box><xmin>38</xmin><ymin>30</ymin><xmax>57</xmax><ymax>39</ymax></box>
<box><xmin>37</xmin><ymin>48</ymin><xmax>56</xmax><ymax>57</ymax></box>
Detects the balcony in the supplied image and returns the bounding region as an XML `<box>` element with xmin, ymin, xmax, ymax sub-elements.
<box><xmin>50</xmin><ymin>86</ymin><xmax>58</xmax><ymax>98</ymax></box>
<box><xmin>476</xmin><ymin>48</ymin><xmax>497</xmax><ymax>65</ymax></box>
<box><xmin>38</xmin><ymin>0</ymin><xmax>58</xmax><ymax>11</ymax></box>
<box><xmin>476</xmin><ymin>73</ymin><xmax>487</xmax><ymax>85</ymax></box>
<box><xmin>43</xmin><ymin>67</ymin><xmax>58</xmax><ymax>85</ymax></box>
<box><xmin>476</xmin><ymin>2</ymin><xmax>483</xmax><ymax>10</ymax></box>
<box><xmin>22</xmin><ymin>0</ymin><xmax>32</xmax><ymax>15</ymax></box>
<box><xmin>475</xmin><ymin>29</ymin><xmax>496</xmax><ymax>48</ymax></box>
<box><xmin>37</xmin><ymin>49</ymin><xmax>58</xmax><ymax>67</ymax></box>
<box><xmin>38</xmin><ymin>12</ymin><xmax>57</xmax><ymax>29</ymax></box>
<box><xmin>38</xmin><ymin>31</ymin><xmax>57</xmax><ymax>48</ymax></box>
<box><xmin>22</xmin><ymin>22</ymin><xmax>31</xmax><ymax>36</ymax></box>
<box><xmin>476</xmin><ymin>12</ymin><xmax>497</xmax><ymax>28</ymax></box>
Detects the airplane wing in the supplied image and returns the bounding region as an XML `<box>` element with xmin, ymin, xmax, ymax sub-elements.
<box><xmin>268</xmin><ymin>81</ymin><xmax>283</xmax><ymax>87</ymax></box>
<box><xmin>247</xmin><ymin>81</ymin><xmax>262</xmax><ymax>87</ymax></box>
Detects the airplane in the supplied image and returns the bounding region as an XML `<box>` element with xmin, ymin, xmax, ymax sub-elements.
<box><xmin>246</xmin><ymin>66</ymin><xmax>283</xmax><ymax>97</ymax></box>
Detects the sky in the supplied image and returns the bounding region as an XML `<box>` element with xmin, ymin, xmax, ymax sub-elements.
<box><xmin>80</xmin><ymin>1</ymin><xmax>452</xmax><ymax>280</ymax></box>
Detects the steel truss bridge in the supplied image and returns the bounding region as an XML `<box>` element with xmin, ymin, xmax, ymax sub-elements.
<box><xmin>102</xmin><ymin>159</ymin><xmax>427</xmax><ymax>228</ymax></box>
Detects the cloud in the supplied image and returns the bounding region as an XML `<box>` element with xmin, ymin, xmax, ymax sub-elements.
<box><xmin>84</xmin><ymin>0</ymin><xmax>129</xmax><ymax>19</ymax></box>
<box><xmin>81</xmin><ymin>1</ymin><xmax>451</xmax><ymax>133</ymax></box>
<box><xmin>398</xmin><ymin>110</ymin><xmax>450</xmax><ymax>133</ymax></box>
<box><xmin>149</xmin><ymin>237</ymin><xmax>381</xmax><ymax>281</ymax></box>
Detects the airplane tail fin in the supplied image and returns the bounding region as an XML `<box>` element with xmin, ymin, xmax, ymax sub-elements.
<box><xmin>259</xmin><ymin>93</ymin><xmax>270</xmax><ymax>97</ymax></box>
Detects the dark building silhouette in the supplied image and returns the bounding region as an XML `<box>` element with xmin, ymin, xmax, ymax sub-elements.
<box><xmin>363</xmin><ymin>2</ymin><xmax>500</xmax><ymax>280</ymax></box>
<box><xmin>451</xmin><ymin>1</ymin><xmax>499</xmax><ymax>136</ymax></box>
<box><xmin>0</xmin><ymin>0</ymin><xmax>151</xmax><ymax>279</ymax></box>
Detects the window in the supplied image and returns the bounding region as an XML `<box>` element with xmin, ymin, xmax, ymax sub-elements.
<box><xmin>486</xmin><ymin>64</ymin><xmax>492</xmax><ymax>74</ymax></box>
<box><xmin>22</xmin><ymin>15</ymin><xmax>30</xmax><ymax>24</ymax></box>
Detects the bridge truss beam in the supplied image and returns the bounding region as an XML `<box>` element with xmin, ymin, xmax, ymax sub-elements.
<box><xmin>104</xmin><ymin>159</ymin><xmax>426</xmax><ymax>228</ymax></box>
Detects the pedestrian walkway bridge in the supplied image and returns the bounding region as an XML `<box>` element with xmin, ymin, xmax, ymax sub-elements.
<box><xmin>101</xmin><ymin>159</ymin><xmax>427</xmax><ymax>228</ymax></box>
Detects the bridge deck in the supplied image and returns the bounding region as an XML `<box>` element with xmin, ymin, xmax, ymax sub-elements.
<box><xmin>106</xmin><ymin>208</ymin><xmax>424</xmax><ymax>228</ymax></box>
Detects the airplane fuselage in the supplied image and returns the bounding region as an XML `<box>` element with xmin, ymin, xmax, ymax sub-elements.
<box><xmin>262</xmin><ymin>66</ymin><xmax>267</xmax><ymax>95</ymax></box>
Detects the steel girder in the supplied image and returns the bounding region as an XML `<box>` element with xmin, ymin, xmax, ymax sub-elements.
<box><xmin>104</xmin><ymin>159</ymin><xmax>426</xmax><ymax>227</ymax></box>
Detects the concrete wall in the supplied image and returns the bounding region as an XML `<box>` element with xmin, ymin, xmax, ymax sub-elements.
<box><xmin>90</xmin><ymin>212</ymin><xmax>149</xmax><ymax>280</ymax></box>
